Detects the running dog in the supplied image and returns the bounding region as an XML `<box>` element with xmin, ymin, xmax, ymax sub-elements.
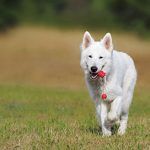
<box><xmin>80</xmin><ymin>31</ymin><xmax>137</xmax><ymax>136</ymax></box>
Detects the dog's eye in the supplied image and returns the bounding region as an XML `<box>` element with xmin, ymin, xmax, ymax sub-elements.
<box><xmin>88</xmin><ymin>55</ymin><xmax>92</xmax><ymax>58</ymax></box>
<box><xmin>99</xmin><ymin>56</ymin><xmax>103</xmax><ymax>59</ymax></box>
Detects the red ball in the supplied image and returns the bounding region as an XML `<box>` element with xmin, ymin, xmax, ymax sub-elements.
<box><xmin>98</xmin><ymin>71</ymin><xmax>106</xmax><ymax>78</ymax></box>
<box><xmin>101</xmin><ymin>93</ymin><xmax>107</xmax><ymax>100</ymax></box>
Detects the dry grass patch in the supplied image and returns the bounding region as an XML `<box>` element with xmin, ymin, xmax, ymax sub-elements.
<box><xmin>0</xmin><ymin>26</ymin><xmax>149</xmax><ymax>89</ymax></box>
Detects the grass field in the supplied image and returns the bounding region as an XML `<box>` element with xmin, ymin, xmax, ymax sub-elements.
<box><xmin>0</xmin><ymin>26</ymin><xmax>150</xmax><ymax>149</ymax></box>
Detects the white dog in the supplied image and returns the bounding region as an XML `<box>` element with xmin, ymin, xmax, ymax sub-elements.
<box><xmin>80</xmin><ymin>31</ymin><xmax>137</xmax><ymax>136</ymax></box>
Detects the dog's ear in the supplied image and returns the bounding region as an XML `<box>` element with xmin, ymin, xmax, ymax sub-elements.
<box><xmin>101</xmin><ymin>33</ymin><xmax>113</xmax><ymax>52</ymax></box>
<box><xmin>82</xmin><ymin>31</ymin><xmax>94</xmax><ymax>49</ymax></box>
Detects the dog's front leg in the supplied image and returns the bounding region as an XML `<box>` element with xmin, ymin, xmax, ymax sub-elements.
<box><xmin>100</xmin><ymin>102</ymin><xmax>112</xmax><ymax>136</ymax></box>
<box><xmin>107</xmin><ymin>96</ymin><xmax>122</xmax><ymax>122</ymax></box>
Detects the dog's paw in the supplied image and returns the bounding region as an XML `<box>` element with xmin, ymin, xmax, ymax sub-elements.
<box><xmin>102</xmin><ymin>128</ymin><xmax>112</xmax><ymax>137</ymax></box>
<box><xmin>117</xmin><ymin>127</ymin><xmax>126</xmax><ymax>136</ymax></box>
<box><xmin>107</xmin><ymin>112</ymin><xmax>118</xmax><ymax>122</ymax></box>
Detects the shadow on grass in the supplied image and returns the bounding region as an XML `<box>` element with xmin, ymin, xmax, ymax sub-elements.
<box><xmin>86</xmin><ymin>124</ymin><xmax>119</xmax><ymax>136</ymax></box>
<box><xmin>111</xmin><ymin>124</ymin><xmax>119</xmax><ymax>135</ymax></box>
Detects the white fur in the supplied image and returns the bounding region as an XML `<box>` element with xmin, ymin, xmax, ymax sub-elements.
<box><xmin>80</xmin><ymin>31</ymin><xmax>137</xmax><ymax>136</ymax></box>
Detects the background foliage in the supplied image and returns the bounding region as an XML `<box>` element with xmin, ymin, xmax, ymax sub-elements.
<box><xmin>0</xmin><ymin>0</ymin><xmax>150</xmax><ymax>34</ymax></box>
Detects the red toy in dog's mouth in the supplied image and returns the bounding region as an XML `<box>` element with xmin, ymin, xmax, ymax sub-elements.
<box><xmin>90</xmin><ymin>71</ymin><xmax>106</xmax><ymax>79</ymax></box>
<box><xmin>98</xmin><ymin>70</ymin><xmax>106</xmax><ymax>78</ymax></box>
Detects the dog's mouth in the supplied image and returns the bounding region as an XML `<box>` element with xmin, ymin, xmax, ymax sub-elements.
<box><xmin>89</xmin><ymin>64</ymin><xmax>106</xmax><ymax>80</ymax></box>
<box><xmin>90</xmin><ymin>72</ymin><xmax>98</xmax><ymax>80</ymax></box>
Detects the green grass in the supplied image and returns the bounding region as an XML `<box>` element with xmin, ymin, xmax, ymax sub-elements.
<box><xmin>0</xmin><ymin>85</ymin><xmax>149</xmax><ymax>149</ymax></box>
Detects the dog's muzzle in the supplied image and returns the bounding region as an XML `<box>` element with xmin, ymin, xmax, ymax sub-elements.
<box><xmin>90</xmin><ymin>72</ymin><xmax>98</xmax><ymax>80</ymax></box>
<box><xmin>89</xmin><ymin>64</ymin><xmax>106</xmax><ymax>80</ymax></box>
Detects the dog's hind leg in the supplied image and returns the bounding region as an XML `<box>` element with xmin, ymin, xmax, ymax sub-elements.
<box><xmin>118</xmin><ymin>93</ymin><xmax>132</xmax><ymax>135</ymax></box>
<box><xmin>118</xmin><ymin>66</ymin><xmax>136</xmax><ymax>135</ymax></box>
<box><xmin>118</xmin><ymin>113</ymin><xmax>128</xmax><ymax>135</ymax></box>
<box><xmin>118</xmin><ymin>91</ymin><xmax>134</xmax><ymax>135</ymax></box>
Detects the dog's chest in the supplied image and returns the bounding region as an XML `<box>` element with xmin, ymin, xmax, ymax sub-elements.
<box><xmin>96</xmin><ymin>80</ymin><xmax>122</xmax><ymax>101</ymax></box>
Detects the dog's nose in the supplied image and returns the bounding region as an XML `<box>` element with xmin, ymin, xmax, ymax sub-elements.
<box><xmin>91</xmin><ymin>66</ymin><xmax>98</xmax><ymax>72</ymax></box>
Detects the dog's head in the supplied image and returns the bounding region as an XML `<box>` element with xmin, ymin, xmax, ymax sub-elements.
<box><xmin>80</xmin><ymin>31</ymin><xmax>113</xmax><ymax>79</ymax></box>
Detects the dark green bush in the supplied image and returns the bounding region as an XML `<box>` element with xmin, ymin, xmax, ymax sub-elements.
<box><xmin>0</xmin><ymin>0</ymin><xmax>150</xmax><ymax>34</ymax></box>
<box><xmin>0</xmin><ymin>0</ymin><xmax>21</xmax><ymax>30</ymax></box>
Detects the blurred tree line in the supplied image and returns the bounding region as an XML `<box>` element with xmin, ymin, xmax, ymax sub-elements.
<box><xmin>0</xmin><ymin>0</ymin><xmax>150</xmax><ymax>34</ymax></box>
